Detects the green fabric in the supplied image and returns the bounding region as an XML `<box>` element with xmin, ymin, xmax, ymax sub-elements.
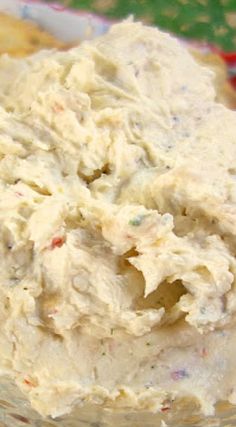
<box><xmin>57</xmin><ymin>0</ymin><xmax>236</xmax><ymax>51</ymax></box>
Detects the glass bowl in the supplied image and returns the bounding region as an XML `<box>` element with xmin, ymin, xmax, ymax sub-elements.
<box><xmin>1</xmin><ymin>375</ymin><xmax>236</xmax><ymax>427</ymax></box>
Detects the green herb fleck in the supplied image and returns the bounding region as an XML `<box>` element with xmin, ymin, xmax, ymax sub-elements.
<box><xmin>200</xmin><ymin>306</ymin><xmax>206</xmax><ymax>314</ymax></box>
<box><xmin>129</xmin><ymin>215</ymin><xmax>145</xmax><ymax>227</ymax></box>
<box><xmin>102</xmin><ymin>352</ymin><xmax>106</xmax><ymax>356</ymax></box>
<box><xmin>151</xmin><ymin>365</ymin><xmax>155</xmax><ymax>369</ymax></box>
<box><xmin>110</xmin><ymin>328</ymin><xmax>114</xmax><ymax>335</ymax></box>
<box><xmin>146</xmin><ymin>342</ymin><xmax>151</xmax><ymax>346</ymax></box>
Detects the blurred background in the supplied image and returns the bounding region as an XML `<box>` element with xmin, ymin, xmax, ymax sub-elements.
<box><xmin>47</xmin><ymin>0</ymin><xmax>236</xmax><ymax>51</ymax></box>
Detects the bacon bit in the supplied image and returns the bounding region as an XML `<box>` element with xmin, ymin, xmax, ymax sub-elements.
<box><xmin>161</xmin><ymin>406</ymin><xmax>170</xmax><ymax>412</ymax></box>
<box><xmin>50</xmin><ymin>236</ymin><xmax>65</xmax><ymax>250</ymax></box>
<box><xmin>23</xmin><ymin>379</ymin><xmax>36</xmax><ymax>387</ymax></box>
<box><xmin>10</xmin><ymin>413</ymin><xmax>30</xmax><ymax>424</ymax></box>
<box><xmin>52</xmin><ymin>102</ymin><xmax>64</xmax><ymax>113</ymax></box>
<box><xmin>199</xmin><ymin>347</ymin><xmax>208</xmax><ymax>358</ymax></box>
<box><xmin>161</xmin><ymin>400</ymin><xmax>171</xmax><ymax>412</ymax></box>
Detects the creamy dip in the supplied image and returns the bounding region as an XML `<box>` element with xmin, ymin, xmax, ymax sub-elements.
<box><xmin>0</xmin><ymin>21</ymin><xmax>236</xmax><ymax>418</ymax></box>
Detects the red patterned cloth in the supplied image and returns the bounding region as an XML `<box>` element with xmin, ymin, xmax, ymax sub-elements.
<box><xmin>219</xmin><ymin>52</ymin><xmax>236</xmax><ymax>89</ymax></box>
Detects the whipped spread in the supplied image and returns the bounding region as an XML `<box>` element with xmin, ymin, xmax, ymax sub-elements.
<box><xmin>0</xmin><ymin>22</ymin><xmax>236</xmax><ymax>418</ymax></box>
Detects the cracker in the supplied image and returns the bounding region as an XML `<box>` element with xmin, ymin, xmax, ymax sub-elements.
<box><xmin>0</xmin><ymin>13</ymin><xmax>64</xmax><ymax>57</ymax></box>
